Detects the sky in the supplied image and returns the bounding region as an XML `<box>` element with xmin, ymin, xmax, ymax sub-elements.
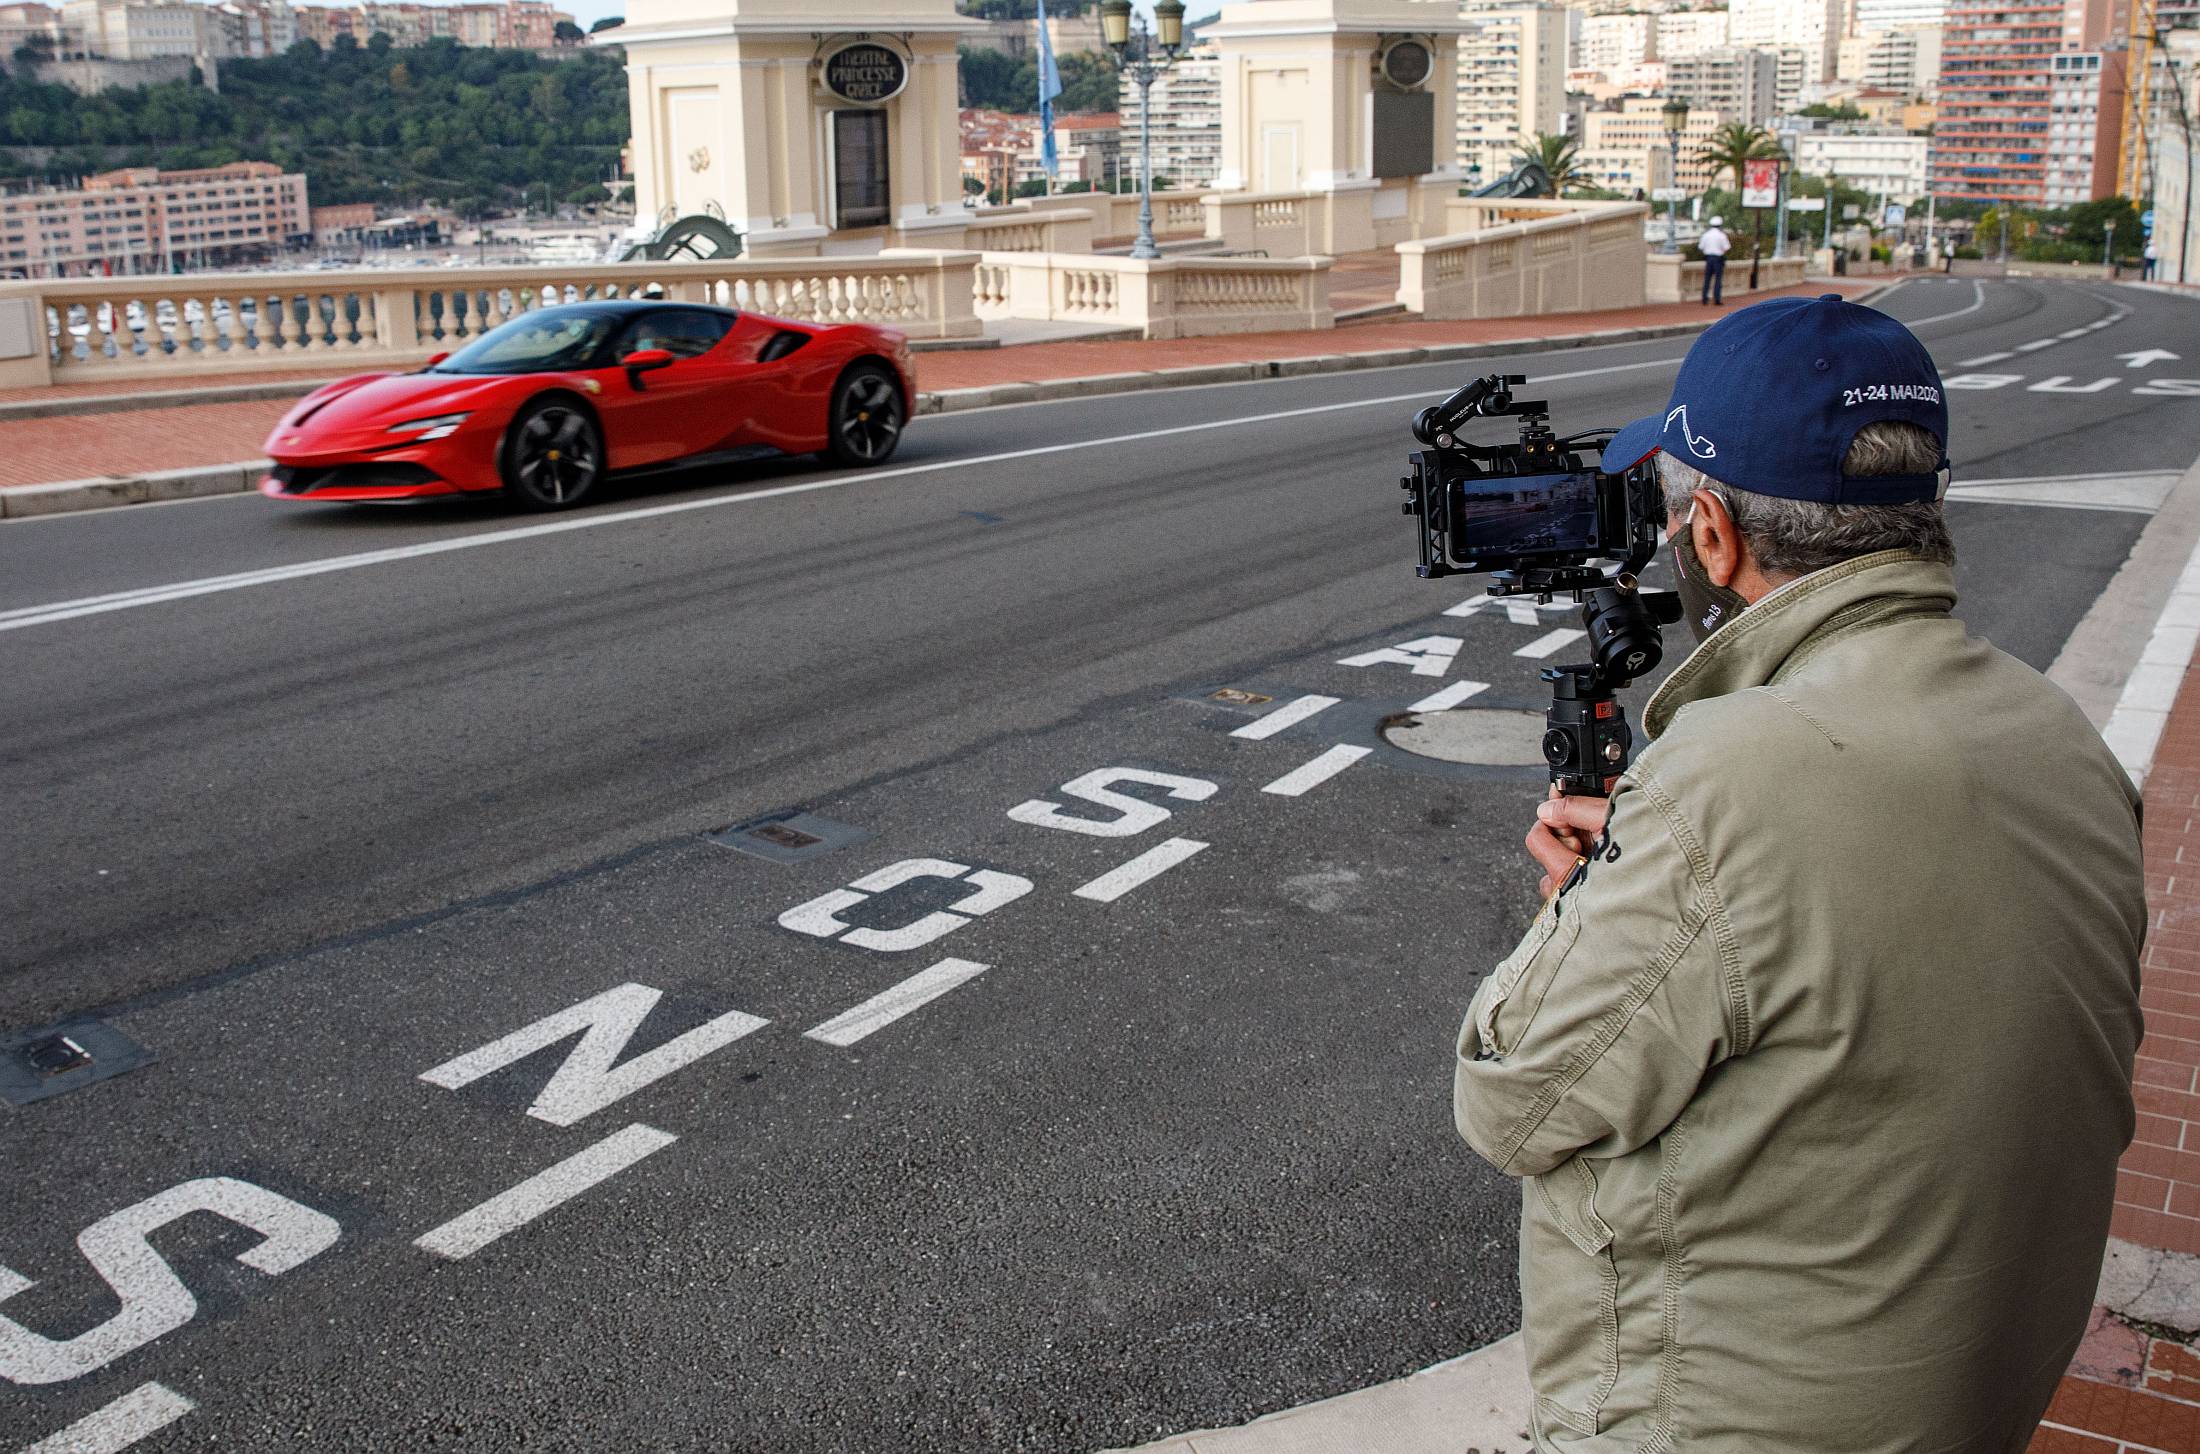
<box><xmin>560</xmin><ymin>0</ymin><xmax>1227</xmax><ymax>41</ymax></box>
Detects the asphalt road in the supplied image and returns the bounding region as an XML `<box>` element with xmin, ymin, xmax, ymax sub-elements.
<box><xmin>2</xmin><ymin>278</ymin><xmax>2196</xmax><ymax>1452</ymax></box>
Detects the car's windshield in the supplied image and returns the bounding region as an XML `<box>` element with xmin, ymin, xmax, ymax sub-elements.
<box><xmin>429</xmin><ymin>309</ymin><xmax>623</xmax><ymax>375</ymax></box>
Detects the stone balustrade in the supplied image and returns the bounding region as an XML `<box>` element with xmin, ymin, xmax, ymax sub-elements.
<box><xmin>1011</xmin><ymin>190</ymin><xmax>1210</xmax><ymax>242</ymax></box>
<box><xmin>1643</xmin><ymin>252</ymin><xmax>1806</xmax><ymax>303</ymax></box>
<box><xmin>972</xmin><ymin>252</ymin><xmax>1331</xmax><ymax>338</ymax></box>
<box><xmin>1206</xmin><ymin>177</ymin><xmax>1458</xmax><ymax>257</ymax></box>
<box><xmin>1399</xmin><ymin>200</ymin><xmax>1649</xmax><ymax>320</ymax></box>
<box><xmin>0</xmin><ymin>252</ymin><xmax>984</xmax><ymax>388</ymax></box>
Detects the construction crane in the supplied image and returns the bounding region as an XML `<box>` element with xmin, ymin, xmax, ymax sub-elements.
<box><xmin>2119</xmin><ymin>0</ymin><xmax>2162</xmax><ymax>201</ymax></box>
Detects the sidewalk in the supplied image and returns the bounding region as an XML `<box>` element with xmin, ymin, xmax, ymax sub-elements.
<box><xmin>0</xmin><ymin>279</ymin><xmax>1876</xmax><ymax>505</ymax></box>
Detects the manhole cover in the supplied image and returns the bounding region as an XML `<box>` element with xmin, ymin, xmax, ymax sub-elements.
<box><xmin>709</xmin><ymin>811</ymin><xmax>868</xmax><ymax>864</ymax></box>
<box><xmin>1383</xmin><ymin>708</ymin><xmax>1548</xmax><ymax>766</ymax></box>
<box><xmin>1</xmin><ymin>1018</ymin><xmax>155</xmax><ymax>1108</ymax></box>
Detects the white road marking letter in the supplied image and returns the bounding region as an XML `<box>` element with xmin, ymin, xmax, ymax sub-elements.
<box><xmin>777</xmin><ymin>860</ymin><xmax>1034</xmax><ymax>952</ymax></box>
<box><xmin>2135</xmin><ymin>378</ymin><xmax>2200</xmax><ymax>397</ymax></box>
<box><xmin>0</xmin><ymin>1179</ymin><xmax>339</xmax><ymax>1386</ymax></box>
<box><xmin>1074</xmin><ymin>838</ymin><xmax>1209</xmax><ymax>903</ymax></box>
<box><xmin>1943</xmin><ymin>373</ymin><xmax>2023</xmax><ymax>390</ymax></box>
<box><xmin>1337</xmin><ymin>635</ymin><xmax>1464</xmax><ymax>677</ymax></box>
<box><xmin>1443</xmin><ymin>596</ymin><xmax>1571</xmax><ymax>625</ymax></box>
<box><xmin>1262</xmin><ymin>745</ymin><xmax>1373</xmax><ymax>797</ymax></box>
<box><xmin>1412</xmin><ymin>680</ymin><xmax>1490</xmax><ymax>712</ymax></box>
<box><xmin>1515</xmin><ymin>628</ymin><xmax>1587</xmax><ymax>659</ymax></box>
<box><xmin>419</xmin><ymin>983</ymin><xmax>768</xmax><ymax>1127</ymax></box>
<box><xmin>20</xmin><ymin>1383</ymin><xmax>195</xmax><ymax>1453</ymax></box>
<box><xmin>413</xmin><ymin>1124</ymin><xmax>675</xmax><ymax>1260</ymax></box>
<box><xmin>2026</xmin><ymin>376</ymin><xmax>2118</xmax><ymax>394</ymax></box>
<box><xmin>1232</xmin><ymin>695</ymin><xmax>1339</xmax><ymax>741</ymax></box>
<box><xmin>1007</xmin><ymin>768</ymin><xmax>1218</xmax><ymax>837</ymax></box>
<box><xmin>803</xmin><ymin>958</ymin><xmax>992</xmax><ymax>1047</ymax></box>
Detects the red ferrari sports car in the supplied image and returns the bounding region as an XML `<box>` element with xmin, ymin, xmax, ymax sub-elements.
<box><xmin>259</xmin><ymin>300</ymin><xmax>913</xmax><ymax>509</ymax></box>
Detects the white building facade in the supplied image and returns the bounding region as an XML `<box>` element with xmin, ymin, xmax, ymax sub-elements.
<box><xmin>1455</xmin><ymin>0</ymin><xmax>1567</xmax><ymax>184</ymax></box>
<box><xmin>1795</xmin><ymin>127</ymin><xmax>1931</xmax><ymax>199</ymax></box>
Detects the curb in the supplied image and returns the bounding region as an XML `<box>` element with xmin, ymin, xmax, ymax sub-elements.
<box><xmin>0</xmin><ymin>380</ymin><xmax>332</xmax><ymax>423</ymax></box>
<box><xmin>3</xmin><ymin>281</ymin><xmax>1898</xmax><ymax>520</ymax></box>
<box><xmin>1</xmin><ymin>461</ymin><xmax>270</xmax><ymax>519</ymax></box>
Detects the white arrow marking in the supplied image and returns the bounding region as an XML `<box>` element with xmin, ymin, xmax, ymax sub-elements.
<box><xmin>2119</xmin><ymin>349</ymin><xmax>2181</xmax><ymax>369</ymax></box>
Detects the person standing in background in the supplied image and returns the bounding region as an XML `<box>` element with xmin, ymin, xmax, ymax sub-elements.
<box><xmin>1699</xmin><ymin>215</ymin><xmax>1731</xmax><ymax>305</ymax></box>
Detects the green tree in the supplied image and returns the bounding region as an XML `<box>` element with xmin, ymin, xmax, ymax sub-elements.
<box><xmin>1512</xmin><ymin>130</ymin><xmax>1589</xmax><ymax>194</ymax></box>
<box><xmin>553</xmin><ymin>20</ymin><xmax>585</xmax><ymax>44</ymax></box>
<box><xmin>1695</xmin><ymin>122</ymin><xmax>1784</xmax><ymax>196</ymax></box>
<box><xmin>589</xmin><ymin>15</ymin><xmax>625</xmax><ymax>30</ymax></box>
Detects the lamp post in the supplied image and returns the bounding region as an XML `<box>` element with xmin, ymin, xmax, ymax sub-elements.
<box><xmin>1660</xmin><ymin>95</ymin><xmax>1687</xmax><ymax>255</ymax></box>
<box><xmin>1102</xmin><ymin>0</ymin><xmax>1185</xmax><ymax>260</ymax></box>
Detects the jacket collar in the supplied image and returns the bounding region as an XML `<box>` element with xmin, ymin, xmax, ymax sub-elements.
<box><xmin>1643</xmin><ymin>550</ymin><xmax>1958</xmax><ymax>740</ymax></box>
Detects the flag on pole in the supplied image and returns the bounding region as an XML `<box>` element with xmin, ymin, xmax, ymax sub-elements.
<box><xmin>1036</xmin><ymin>0</ymin><xmax>1063</xmax><ymax>184</ymax></box>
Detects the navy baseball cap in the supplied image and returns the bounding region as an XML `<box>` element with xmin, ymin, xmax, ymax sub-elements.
<box><xmin>1601</xmin><ymin>294</ymin><xmax>1951</xmax><ymax>505</ymax></box>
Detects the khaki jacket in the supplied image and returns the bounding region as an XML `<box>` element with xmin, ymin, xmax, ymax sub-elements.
<box><xmin>1455</xmin><ymin>552</ymin><xmax>2145</xmax><ymax>1452</ymax></box>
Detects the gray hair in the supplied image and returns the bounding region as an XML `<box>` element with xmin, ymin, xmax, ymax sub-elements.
<box><xmin>1657</xmin><ymin>421</ymin><xmax>1954</xmax><ymax>579</ymax></box>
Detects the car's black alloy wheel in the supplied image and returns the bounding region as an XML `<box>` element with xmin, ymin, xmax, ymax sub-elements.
<box><xmin>503</xmin><ymin>398</ymin><xmax>604</xmax><ymax>510</ymax></box>
<box><xmin>825</xmin><ymin>364</ymin><xmax>905</xmax><ymax>468</ymax></box>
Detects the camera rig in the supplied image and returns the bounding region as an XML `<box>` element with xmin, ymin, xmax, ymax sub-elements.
<box><xmin>1399</xmin><ymin>373</ymin><xmax>1683</xmax><ymax>795</ymax></box>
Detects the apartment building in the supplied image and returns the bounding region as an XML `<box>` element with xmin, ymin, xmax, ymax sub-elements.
<box><xmin>1928</xmin><ymin>0</ymin><xmax>2063</xmax><ymax>202</ymax></box>
<box><xmin>1582</xmin><ymin>96</ymin><xmax>1727</xmax><ymax>191</ymax></box>
<box><xmin>1795</xmin><ymin>127</ymin><xmax>1932</xmax><ymax>198</ymax></box>
<box><xmin>0</xmin><ymin>159</ymin><xmax>307</xmax><ymax>276</ymax></box>
<box><xmin>1852</xmin><ymin>0</ymin><xmax>1946</xmax><ymax>26</ymax></box>
<box><xmin>2043</xmin><ymin>48</ymin><xmax>2125</xmax><ymax>204</ymax></box>
<box><xmin>1456</xmin><ymin>0</ymin><xmax>1568</xmax><ymax>184</ymax></box>
<box><xmin>1655</xmin><ymin>10</ymin><xmax>1729</xmax><ymax>60</ymax></box>
<box><xmin>1729</xmin><ymin>0</ymin><xmax>1839</xmax><ymax>85</ymax></box>
<box><xmin>1576</xmin><ymin>143</ymin><xmax>1671</xmax><ymax>193</ymax></box>
<box><xmin>1576</xmin><ymin>12</ymin><xmax>1653</xmax><ymax>70</ymax></box>
<box><xmin>1115</xmin><ymin>45</ymin><xmax>1221</xmax><ymax>190</ymax></box>
<box><xmin>1664</xmin><ymin>46</ymin><xmax>1780</xmax><ymax>126</ymax></box>
<box><xmin>61</xmin><ymin>0</ymin><xmax>207</xmax><ymax>58</ymax></box>
<box><xmin>291</xmin><ymin>0</ymin><xmax>572</xmax><ymax>50</ymax></box>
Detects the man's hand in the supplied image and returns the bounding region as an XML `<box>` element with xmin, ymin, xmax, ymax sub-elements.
<box><xmin>1526</xmin><ymin>787</ymin><xmax>1613</xmax><ymax>898</ymax></box>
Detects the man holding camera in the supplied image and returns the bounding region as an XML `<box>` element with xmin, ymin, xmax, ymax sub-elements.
<box><xmin>1453</xmin><ymin>295</ymin><xmax>2145</xmax><ymax>1450</ymax></box>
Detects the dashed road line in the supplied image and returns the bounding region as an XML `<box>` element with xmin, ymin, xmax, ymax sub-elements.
<box><xmin>413</xmin><ymin>1123</ymin><xmax>677</xmax><ymax>1260</ymax></box>
<box><xmin>19</xmin><ymin>1384</ymin><xmax>194</xmax><ymax>1454</ymax></box>
<box><xmin>1514</xmin><ymin>628</ymin><xmax>1587</xmax><ymax>659</ymax></box>
<box><xmin>804</xmin><ymin>958</ymin><xmax>991</xmax><ymax>1047</ymax></box>
<box><xmin>1231</xmin><ymin>694</ymin><xmax>1339</xmax><ymax>740</ymax></box>
<box><xmin>2018</xmin><ymin>339</ymin><xmax>2058</xmax><ymax>352</ymax></box>
<box><xmin>1960</xmin><ymin>351</ymin><xmax>2015</xmax><ymax>365</ymax></box>
<box><xmin>2059</xmin><ymin>328</ymin><xmax>2091</xmax><ymax>338</ymax></box>
<box><xmin>1411</xmin><ymin>679</ymin><xmax>1490</xmax><ymax>712</ymax></box>
<box><xmin>1073</xmin><ymin>838</ymin><xmax>1209</xmax><ymax>903</ymax></box>
<box><xmin>1261</xmin><ymin>745</ymin><xmax>1373</xmax><ymax>797</ymax></box>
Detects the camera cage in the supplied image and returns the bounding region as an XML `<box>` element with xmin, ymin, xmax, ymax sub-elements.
<box><xmin>1398</xmin><ymin>372</ymin><xmax>1682</xmax><ymax>795</ymax></box>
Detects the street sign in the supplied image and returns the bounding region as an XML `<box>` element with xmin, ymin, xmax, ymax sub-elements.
<box><xmin>1741</xmin><ymin>158</ymin><xmax>1780</xmax><ymax>209</ymax></box>
<box><xmin>1842</xmin><ymin>203</ymin><xmax>1860</xmax><ymax>219</ymax></box>
<box><xmin>1883</xmin><ymin>203</ymin><xmax>1906</xmax><ymax>227</ymax></box>
<box><xmin>1651</xmin><ymin>187</ymin><xmax>1689</xmax><ymax>202</ymax></box>
<box><xmin>2142</xmin><ymin>209</ymin><xmax>2156</xmax><ymax>234</ymax></box>
<box><xmin>1788</xmin><ymin>197</ymin><xmax>1826</xmax><ymax>212</ymax></box>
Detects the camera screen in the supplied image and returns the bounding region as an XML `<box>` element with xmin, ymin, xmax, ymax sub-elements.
<box><xmin>1452</xmin><ymin>470</ymin><xmax>1603</xmax><ymax>560</ymax></box>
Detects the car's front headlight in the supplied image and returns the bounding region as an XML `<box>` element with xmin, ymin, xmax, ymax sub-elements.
<box><xmin>388</xmin><ymin>412</ymin><xmax>470</xmax><ymax>441</ymax></box>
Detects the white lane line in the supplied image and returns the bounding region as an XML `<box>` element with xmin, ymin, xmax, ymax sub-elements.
<box><xmin>2017</xmin><ymin>338</ymin><xmax>2058</xmax><ymax>351</ymax></box>
<box><xmin>1231</xmin><ymin>694</ymin><xmax>1339</xmax><ymax>740</ymax></box>
<box><xmin>1886</xmin><ymin>278</ymin><xmax>1986</xmax><ymax>328</ymax></box>
<box><xmin>2103</xmin><ymin>533</ymin><xmax>2200</xmax><ymax>785</ymax></box>
<box><xmin>2059</xmin><ymin>327</ymin><xmax>2091</xmax><ymax>339</ymax></box>
<box><xmin>20</xmin><ymin>1384</ymin><xmax>194</xmax><ymax>1454</ymax></box>
<box><xmin>1411</xmin><ymin>679</ymin><xmax>1490</xmax><ymax>712</ymax></box>
<box><xmin>1261</xmin><ymin>744</ymin><xmax>1372</xmax><ymax>797</ymax></box>
<box><xmin>413</xmin><ymin>1123</ymin><xmax>676</xmax><ymax>1260</ymax></box>
<box><xmin>1959</xmin><ymin>350</ymin><xmax>2015</xmax><ymax>365</ymax></box>
<box><xmin>1073</xmin><ymin>838</ymin><xmax>1209</xmax><ymax>904</ymax></box>
<box><xmin>0</xmin><ymin>357</ymin><xmax>1693</xmax><ymax>635</ymax></box>
<box><xmin>1514</xmin><ymin>628</ymin><xmax>1587</xmax><ymax>659</ymax></box>
<box><xmin>804</xmin><ymin>958</ymin><xmax>991</xmax><ymax>1047</ymax></box>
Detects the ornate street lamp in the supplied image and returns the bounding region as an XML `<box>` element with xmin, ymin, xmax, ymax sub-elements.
<box><xmin>1103</xmin><ymin>0</ymin><xmax>1185</xmax><ymax>260</ymax></box>
<box><xmin>1660</xmin><ymin>95</ymin><xmax>1688</xmax><ymax>255</ymax></box>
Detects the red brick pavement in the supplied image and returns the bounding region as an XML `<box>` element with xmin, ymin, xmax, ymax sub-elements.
<box><xmin>0</xmin><ymin>278</ymin><xmax>1876</xmax><ymax>492</ymax></box>
<box><xmin>2027</xmin><ymin>649</ymin><xmax>2200</xmax><ymax>1454</ymax></box>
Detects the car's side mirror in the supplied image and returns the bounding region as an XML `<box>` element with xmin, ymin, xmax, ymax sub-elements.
<box><xmin>425</xmin><ymin>350</ymin><xmax>450</xmax><ymax>368</ymax></box>
<box><xmin>621</xmin><ymin>348</ymin><xmax>674</xmax><ymax>388</ymax></box>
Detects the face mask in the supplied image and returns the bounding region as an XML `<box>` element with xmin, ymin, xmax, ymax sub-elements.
<box><xmin>1670</xmin><ymin>503</ymin><xmax>1750</xmax><ymax>644</ymax></box>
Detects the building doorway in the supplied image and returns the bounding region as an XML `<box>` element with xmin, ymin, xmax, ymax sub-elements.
<box><xmin>833</xmin><ymin>110</ymin><xmax>891</xmax><ymax>228</ymax></box>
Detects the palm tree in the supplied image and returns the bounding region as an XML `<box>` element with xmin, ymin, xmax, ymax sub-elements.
<box><xmin>1695</xmin><ymin>122</ymin><xmax>1785</xmax><ymax>197</ymax></box>
<box><xmin>1513</xmin><ymin>131</ymin><xmax>1592</xmax><ymax>196</ymax></box>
